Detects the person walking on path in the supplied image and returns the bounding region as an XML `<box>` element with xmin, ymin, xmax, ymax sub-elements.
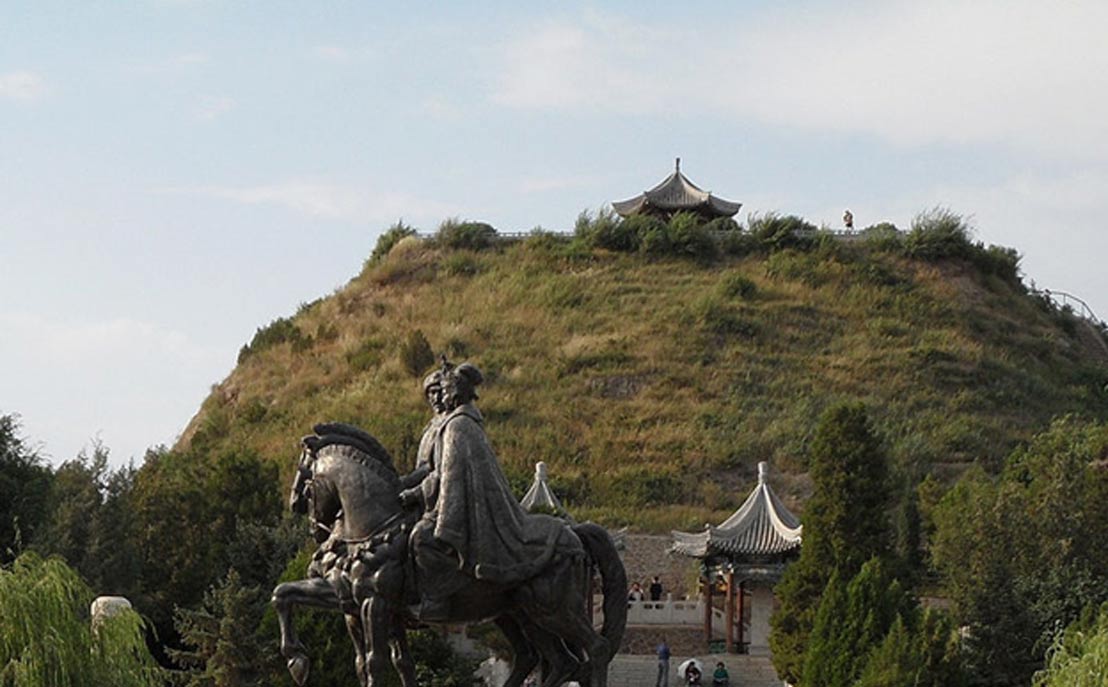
<box><xmin>650</xmin><ymin>575</ymin><xmax>664</xmax><ymax>601</ymax></box>
<box><xmin>655</xmin><ymin>638</ymin><xmax>671</xmax><ymax>687</ymax></box>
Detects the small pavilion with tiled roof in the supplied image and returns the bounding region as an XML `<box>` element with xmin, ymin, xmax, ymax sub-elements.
<box><xmin>612</xmin><ymin>158</ymin><xmax>742</xmax><ymax>221</ymax></box>
<box><xmin>520</xmin><ymin>462</ymin><xmax>571</xmax><ymax>520</ymax></box>
<box><xmin>671</xmin><ymin>461</ymin><xmax>802</xmax><ymax>654</ymax></box>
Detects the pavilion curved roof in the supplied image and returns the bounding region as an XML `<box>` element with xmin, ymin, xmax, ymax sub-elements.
<box><xmin>521</xmin><ymin>462</ymin><xmax>570</xmax><ymax>519</ymax></box>
<box><xmin>612</xmin><ymin>159</ymin><xmax>742</xmax><ymax>218</ymax></box>
<box><xmin>671</xmin><ymin>462</ymin><xmax>802</xmax><ymax>558</ymax></box>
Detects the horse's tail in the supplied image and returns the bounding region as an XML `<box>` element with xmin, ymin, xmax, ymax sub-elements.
<box><xmin>573</xmin><ymin>522</ymin><xmax>628</xmax><ymax>653</ymax></box>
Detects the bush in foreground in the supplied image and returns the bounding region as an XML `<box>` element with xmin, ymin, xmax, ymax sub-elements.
<box><xmin>0</xmin><ymin>553</ymin><xmax>164</xmax><ymax>687</ymax></box>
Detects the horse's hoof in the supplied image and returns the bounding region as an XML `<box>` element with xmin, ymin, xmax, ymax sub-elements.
<box><xmin>288</xmin><ymin>655</ymin><xmax>310</xmax><ymax>686</ymax></box>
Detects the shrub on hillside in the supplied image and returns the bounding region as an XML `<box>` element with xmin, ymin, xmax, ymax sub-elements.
<box><xmin>749</xmin><ymin>213</ymin><xmax>817</xmax><ymax>251</ymax></box>
<box><xmin>368</xmin><ymin>220</ymin><xmax>417</xmax><ymax>264</ymax></box>
<box><xmin>666</xmin><ymin>212</ymin><xmax>718</xmax><ymax>260</ymax></box>
<box><xmin>442</xmin><ymin>252</ymin><xmax>485</xmax><ymax>276</ymax></box>
<box><xmin>436</xmin><ymin>218</ymin><xmax>498</xmax><ymax>250</ymax></box>
<box><xmin>904</xmin><ymin>208</ymin><xmax>974</xmax><ymax>260</ymax></box>
<box><xmin>861</xmin><ymin>222</ymin><xmax>903</xmax><ymax>252</ymax></box>
<box><xmin>576</xmin><ymin>207</ymin><xmax>638</xmax><ymax>252</ymax></box>
<box><xmin>719</xmin><ymin>273</ymin><xmax>758</xmax><ymax>300</ymax></box>
<box><xmin>399</xmin><ymin>330</ymin><xmax>435</xmax><ymax>377</ymax></box>
<box><xmin>238</xmin><ymin>317</ymin><xmax>305</xmax><ymax>363</ymax></box>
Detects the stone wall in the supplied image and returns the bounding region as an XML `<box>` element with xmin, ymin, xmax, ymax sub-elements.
<box><xmin>619</xmin><ymin>534</ymin><xmax>701</xmax><ymax>600</ymax></box>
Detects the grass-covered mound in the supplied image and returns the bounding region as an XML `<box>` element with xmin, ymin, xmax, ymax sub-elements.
<box><xmin>180</xmin><ymin>212</ymin><xmax>1108</xmax><ymax>531</ymax></box>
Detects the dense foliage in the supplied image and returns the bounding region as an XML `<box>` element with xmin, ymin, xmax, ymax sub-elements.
<box><xmin>0</xmin><ymin>416</ymin><xmax>52</xmax><ymax>563</ymax></box>
<box><xmin>0</xmin><ymin>553</ymin><xmax>164</xmax><ymax>687</ymax></box>
<box><xmin>1034</xmin><ymin>602</ymin><xmax>1108</xmax><ymax>687</ymax></box>
<box><xmin>769</xmin><ymin>404</ymin><xmax>893</xmax><ymax>684</ymax></box>
<box><xmin>928</xmin><ymin>417</ymin><xmax>1108</xmax><ymax>685</ymax></box>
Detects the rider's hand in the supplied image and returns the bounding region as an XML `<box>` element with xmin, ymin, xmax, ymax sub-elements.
<box><xmin>399</xmin><ymin>488</ymin><xmax>421</xmax><ymax>508</ymax></box>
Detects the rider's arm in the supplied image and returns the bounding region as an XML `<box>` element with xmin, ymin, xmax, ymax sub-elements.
<box><xmin>399</xmin><ymin>463</ymin><xmax>431</xmax><ymax>489</ymax></box>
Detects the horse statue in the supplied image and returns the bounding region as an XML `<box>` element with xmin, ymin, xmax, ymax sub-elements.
<box><xmin>272</xmin><ymin>422</ymin><xmax>627</xmax><ymax>687</ymax></box>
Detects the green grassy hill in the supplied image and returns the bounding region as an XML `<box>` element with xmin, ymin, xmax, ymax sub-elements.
<box><xmin>178</xmin><ymin>221</ymin><xmax>1108</xmax><ymax>531</ymax></box>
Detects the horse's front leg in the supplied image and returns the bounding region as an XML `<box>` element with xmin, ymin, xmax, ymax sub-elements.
<box><xmin>272</xmin><ymin>577</ymin><xmax>340</xmax><ymax>687</ymax></box>
<box><xmin>388</xmin><ymin>611</ymin><xmax>417</xmax><ymax>687</ymax></box>
<box><xmin>360</xmin><ymin>595</ymin><xmax>395</xmax><ymax>687</ymax></box>
<box><xmin>346</xmin><ymin>613</ymin><xmax>368</xmax><ymax>685</ymax></box>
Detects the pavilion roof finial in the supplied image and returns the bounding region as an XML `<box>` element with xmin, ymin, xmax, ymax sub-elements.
<box><xmin>675</xmin><ymin>156</ymin><xmax>681</xmax><ymax>172</ymax></box>
<box><xmin>758</xmin><ymin>461</ymin><xmax>768</xmax><ymax>485</ymax></box>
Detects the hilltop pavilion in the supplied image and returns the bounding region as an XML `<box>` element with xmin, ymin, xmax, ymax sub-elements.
<box><xmin>671</xmin><ymin>462</ymin><xmax>802</xmax><ymax>654</ymax></box>
<box><xmin>612</xmin><ymin>158</ymin><xmax>742</xmax><ymax>221</ymax></box>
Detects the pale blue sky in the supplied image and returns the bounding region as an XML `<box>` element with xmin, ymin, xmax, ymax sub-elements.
<box><xmin>3</xmin><ymin>1</ymin><xmax>1107</xmax><ymax>466</ymax></box>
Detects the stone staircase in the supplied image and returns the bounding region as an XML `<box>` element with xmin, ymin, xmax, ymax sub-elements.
<box><xmin>608</xmin><ymin>655</ymin><xmax>782</xmax><ymax>687</ymax></box>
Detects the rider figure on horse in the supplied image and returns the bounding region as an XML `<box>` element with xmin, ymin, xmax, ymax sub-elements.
<box><xmin>399</xmin><ymin>358</ymin><xmax>565</xmax><ymax>621</ymax></box>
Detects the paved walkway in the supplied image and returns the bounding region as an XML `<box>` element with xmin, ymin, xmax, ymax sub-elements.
<box><xmin>609</xmin><ymin>655</ymin><xmax>782</xmax><ymax>687</ymax></box>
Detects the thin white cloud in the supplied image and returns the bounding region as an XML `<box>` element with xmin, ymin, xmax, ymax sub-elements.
<box><xmin>492</xmin><ymin>2</ymin><xmax>1108</xmax><ymax>160</ymax></box>
<box><xmin>129</xmin><ymin>52</ymin><xmax>210</xmax><ymax>74</ymax></box>
<box><xmin>0</xmin><ymin>71</ymin><xmax>47</xmax><ymax>102</ymax></box>
<box><xmin>195</xmin><ymin>94</ymin><xmax>236</xmax><ymax>121</ymax></box>
<box><xmin>0</xmin><ymin>313</ymin><xmax>222</xmax><ymax>368</ymax></box>
<box><xmin>518</xmin><ymin>174</ymin><xmax>602</xmax><ymax>194</ymax></box>
<box><xmin>313</xmin><ymin>45</ymin><xmax>350</xmax><ymax>62</ymax></box>
<box><xmin>0</xmin><ymin>312</ymin><xmax>226</xmax><ymax>465</ymax></box>
<box><xmin>159</xmin><ymin>181</ymin><xmax>456</xmax><ymax>223</ymax></box>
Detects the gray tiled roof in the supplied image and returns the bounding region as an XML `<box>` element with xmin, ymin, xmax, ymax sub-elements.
<box><xmin>612</xmin><ymin>159</ymin><xmax>741</xmax><ymax>218</ymax></box>
<box><xmin>521</xmin><ymin>462</ymin><xmax>568</xmax><ymax>516</ymax></box>
<box><xmin>671</xmin><ymin>462</ymin><xmax>802</xmax><ymax>558</ymax></box>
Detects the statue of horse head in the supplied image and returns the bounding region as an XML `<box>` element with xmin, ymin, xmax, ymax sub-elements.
<box><xmin>291</xmin><ymin>423</ymin><xmax>403</xmax><ymax>543</ymax></box>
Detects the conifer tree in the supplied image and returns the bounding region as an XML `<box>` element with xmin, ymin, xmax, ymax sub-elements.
<box><xmin>172</xmin><ymin>568</ymin><xmax>275</xmax><ymax>687</ymax></box>
<box><xmin>0</xmin><ymin>414</ymin><xmax>53</xmax><ymax>563</ymax></box>
<box><xmin>769</xmin><ymin>402</ymin><xmax>891</xmax><ymax>684</ymax></box>
<box><xmin>803</xmin><ymin>557</ymin><xmax>912</xmax><ymax>687</ymax></box>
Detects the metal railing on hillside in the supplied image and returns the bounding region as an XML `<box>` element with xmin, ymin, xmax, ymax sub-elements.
<box><xmin>1035</xmin><ymin>289</ymin><xmax>1105</xmax><ymax>327</ymax></box>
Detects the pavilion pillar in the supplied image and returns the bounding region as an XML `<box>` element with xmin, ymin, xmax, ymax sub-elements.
<box><xmin>725</xmin><ymin>571</ymin><xmax>735</xmax><ymax>653</ymax></box>
<box><xmin>736</xmin><ymin>580</ymin><xmax>745</xmax><ymax>651</ymax></box>
<box><xmin>703</xmin><ymin>574</ymin><xmax>713</xmax><ymax>644</ymax></box>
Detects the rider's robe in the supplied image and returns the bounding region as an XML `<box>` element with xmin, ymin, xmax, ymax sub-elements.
<box><xmin>427</xmin><ymin>403</ymin><xmax>567</xmax><ymax>584</ymax></box>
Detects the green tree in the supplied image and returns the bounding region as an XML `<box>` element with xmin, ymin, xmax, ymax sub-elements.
<box><xmin>131</xmin><ymin>446</ymin><xmax>281</xmax><ymax>635</ymax></box>
<box><xmin>172</xmin><ymin>568</ymin><xmax>276</xmax><ymax>687</ymax></box>
<box><xmin>369</xmin><ymin>220</ymin><xmax>417</xmax><ymax>264</ymax></box>
<box><xmin>803</xmin><ymin>557</ymin><xmax>912</xmax><ymax>687</ymax></box>
<box><xmin>0</xmin><ymin>414</ymin><xmax>53</xmax><ymax>563</ymax></box>
<box><xmin>769</xmin><ymin>403</ymin><xmax>891</xmax><ymax>684</ymax></box>
<box><xmin>855</xmin><ymin>609</ymin><xmax>967</xmax><ymax>687</ymax></box>
<box><xmin>0</xmin><ymin>553</ymin><xmax>164</xmax><ymax>687</ymax></box>
<box><xmin>930</xmin><ymin>417</ymin><xmax>1108</xmax><ymax>685</ymax></box>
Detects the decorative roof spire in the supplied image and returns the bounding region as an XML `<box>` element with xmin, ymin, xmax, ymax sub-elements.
<box><xmin>670</xmin><ymin>461</ymin><xmax>802</xmax><ymax>558</ymax></box>
<box><xmin>675</xmin><ymin>156</ymin><xmax>681</xmax><ymax>172</ymax></box>
<box><xmin>521</xmin><ymin>461</ymin><xmax>572</xmax><ymax>520</ymax></box>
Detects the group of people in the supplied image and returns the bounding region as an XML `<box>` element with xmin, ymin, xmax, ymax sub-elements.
<box><xmin>627</xmin><ymin>575</ymin><xmax>665</xmax><ymax>602</ymax></box>
<box><xmin>655</xmin><ymin>639</ymin><xmax>730</xmax><ymax>687</ymax></box>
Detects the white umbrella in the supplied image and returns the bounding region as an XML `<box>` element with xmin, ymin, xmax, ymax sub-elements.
<box><xmin>676</xmin><ymin>658</ymin><xmax>704</xmax><ymax>683</ymax></box>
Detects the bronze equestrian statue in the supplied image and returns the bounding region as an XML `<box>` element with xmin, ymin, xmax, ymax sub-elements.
<box><xmin>272</xmin><ymin>359</ymin><xmax>627</xmax><ymax>687</ymax></box>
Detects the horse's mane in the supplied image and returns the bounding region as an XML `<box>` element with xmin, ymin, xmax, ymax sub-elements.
<box><xmin>303</xmin><ymin>422</ymin><xmax>398</xmax><ymax>487</ymax></box>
